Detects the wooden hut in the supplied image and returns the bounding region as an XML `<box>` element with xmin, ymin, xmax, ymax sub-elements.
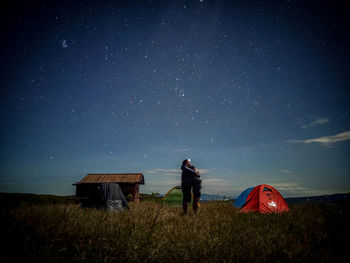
<box><xmin>74</xmin><ymin>173</ymin><xmax>145</xmax><ymax>202</ymax></box>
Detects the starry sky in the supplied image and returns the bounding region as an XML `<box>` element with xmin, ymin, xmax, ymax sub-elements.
<box><xmin>1</xmin><ymin>0</ymin><xmax>349</xmax><ymax>197</ymax></box>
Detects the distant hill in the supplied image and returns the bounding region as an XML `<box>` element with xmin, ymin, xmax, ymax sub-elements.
<box><xmin>0</xmin><ymin>192</ymin><xmax>75</xmax><ymax>208</ymax></box>
<box><xmin>201</xmin><ymin>193</ymin><xmax>235</xmax><ymax>201</ymax></box>
<box><xmin>285</xmin><ymin>193</ymin><xmax>350</xmax><ymax>204</ymax></box>
<box><xmin>200</xmin><ymin>193</ymin><xmax>350</xmax><ymax>204</ymax></box>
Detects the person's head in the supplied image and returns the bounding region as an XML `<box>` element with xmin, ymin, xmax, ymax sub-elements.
<box><xmin>182</xmin><ymin>159</ymin><xmax>191</xmax><ymax>167</ymax></box>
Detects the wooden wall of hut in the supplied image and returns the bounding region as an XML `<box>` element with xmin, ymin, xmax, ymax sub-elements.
<box><xmin>119</xmin><ymin>183</ymin><xmax>140</xmax><ymax>202</ymax></box>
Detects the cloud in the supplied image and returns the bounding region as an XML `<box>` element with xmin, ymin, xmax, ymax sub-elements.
<box><xmin>142</xmin><ymin>179</ymin><xmax>181</xmax><ymax>194</ymax></box>
<box><xmin>270</xmin><ymin>182</ymin><xmax>310</xmax><ymax>197</ymax></box>
<box><xmin>280</xmin><ymin>169</ymin><xmax>292</xmax><ymax>173</ymax></box>
<box><xmin>270</xmin><ymin>182</ymin><xmax>323</xmax><ymax>197</ymax></box>
<box><xmin>197</xmin><ymin>169</ymin><xmax>211</xmax><ymax>174</ymax></box>
<box><xmin>145</xmin><ymin>168</ymin><xmax>211</xmax><ymax>176</ymax></box>
<box><xmin>201</xmin><ymin>177</ymin><xmax>232</xmax><ymax>195</ymax></box>
<box><xmin>301</xmin><ymin>118</ymin><xmax>329</xmax><ymax>129</ymax></box>
<box><xmin>272</xmin><ymin>183</ymin><xmax>306</xmax><ymax>191</ymax></box>
<box><xmin>145</xmin><ymin>169</ymin><xmax>180</xmax><ymax>175</ymax></box>
<box><xmin>142</xmin><ymin>168</ymin><xmax>216</xmax><ymax>194</ymax></box>
<box><xmin>202</xmin><ymin>178</ymin><xmax>227</xmax><ymax>184</ymax></box>
<box><xmin>287</xmin><ymin>130</ymin><xmax>350</xmax><ymax>146</ymax></box>
<box><xmin>266</xmin><ymin>182</ymin><xmax>345</xmax><ymax>197</ymax></box>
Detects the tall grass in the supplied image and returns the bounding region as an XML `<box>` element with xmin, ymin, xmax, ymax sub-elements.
<box><xmin>1</xmin><ymin>200</ymin><xmax>348</xmax><ymax>262</ymax></box>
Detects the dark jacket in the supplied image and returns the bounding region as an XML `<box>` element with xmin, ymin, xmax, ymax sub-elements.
<box><xmin>181</xmin><ymin>165</ymin><xmax>197</xmax><ymax>187</ymax></box>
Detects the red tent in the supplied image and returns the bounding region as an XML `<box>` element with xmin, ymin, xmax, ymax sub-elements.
<box><xmin>240</xmin><ymin>184</ymin><xmax>289</xmax><ymax>213</ymax></box>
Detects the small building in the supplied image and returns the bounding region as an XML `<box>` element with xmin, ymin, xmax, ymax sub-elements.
<box><xmin>74</xmin><ymin>173</ymin><xmax>145</xmax><ymax>204</ymax></box>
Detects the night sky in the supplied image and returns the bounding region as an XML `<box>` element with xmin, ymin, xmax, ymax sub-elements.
<box><xmin>1</xmin><ymin>0</ymin><xmax>349</xmax><ymax>197</ymax></box>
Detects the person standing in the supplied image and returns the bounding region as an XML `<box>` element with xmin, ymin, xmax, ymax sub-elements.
<box><xmin>181</xmin><ymin>159</ymin><xmax>201</xmax><ymax>214</ymax></box>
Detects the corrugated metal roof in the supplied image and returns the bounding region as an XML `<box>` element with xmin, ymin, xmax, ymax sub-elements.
<box><xmin>77</xmin><ymin>173</ymin><xmax>145</xmax><ymax>184</ymax></box>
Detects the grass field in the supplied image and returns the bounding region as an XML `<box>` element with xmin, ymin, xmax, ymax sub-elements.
<box><xmin>0</xmin><ymin>193</ymin><xmax>349</xmax><ymax>263</ymax></box>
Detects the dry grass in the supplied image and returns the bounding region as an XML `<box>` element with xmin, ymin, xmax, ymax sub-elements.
<box><xmin>1</xmin><ymin>200</ymin><xmax>348</xmax><ymax>263</ymax></box>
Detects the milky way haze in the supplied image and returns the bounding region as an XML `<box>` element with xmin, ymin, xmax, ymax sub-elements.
<box><xmin>1</xmin><ymin>0</ymin><xmax>349</xmax><ymax>196</ymax></box>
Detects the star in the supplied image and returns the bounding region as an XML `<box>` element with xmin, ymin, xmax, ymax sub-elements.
<box><xmin>61</xmin><ymin>39</ymin><xmax>68</xmax><ymax>48</ymax></box>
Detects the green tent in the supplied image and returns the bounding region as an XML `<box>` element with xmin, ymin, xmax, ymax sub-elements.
<box><xmin>162</xmin><ymin>185</ymin><xmax>198</xmax><ymax>207</ymax></box>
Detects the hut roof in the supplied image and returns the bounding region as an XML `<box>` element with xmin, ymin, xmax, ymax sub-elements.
<box><xmin>75</xmin><ymin>173</ymin><xmax>145</xmax><ymax>184</ymax></box>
